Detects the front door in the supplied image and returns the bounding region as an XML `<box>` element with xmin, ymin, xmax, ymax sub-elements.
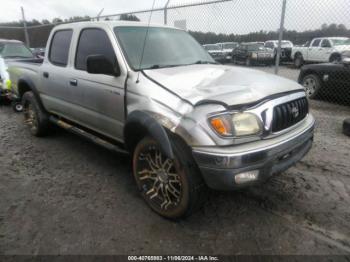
<box><xmin>69</xmin><ymin>28</ymin><xmax>126</xmax><ymax>141</ymax></box>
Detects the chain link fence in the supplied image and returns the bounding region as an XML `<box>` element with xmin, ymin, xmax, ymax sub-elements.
<box><xmin>1</xmin><ymin>0</ymin><xmax>350</xmax><ymax>105</ymax></box>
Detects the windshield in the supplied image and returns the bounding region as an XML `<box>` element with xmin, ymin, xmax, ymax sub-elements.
<box><xmin>204</xmin><ymin>44</ymin><xmax>220</xmax><ymax>51</ymax></box>
<box><xmin>0</xmin><ymin>43</ymin><xmax>33</xmax><ymax>59</ymax></box>
<box><xmin>331</xmin><ymin>38</ymin><xmax>350</xmax><ymax>46</ymax></box>
<box><xmin>246</xmin><ymin>44</ymin><xmax>265</xmax><ymax>51</ymax></box>
<box><xmin>114</xmin><ymin>26</ymin><xmax>215</xmax><ymax>70</ymax></box>
<box><xmin>223</xmin><ymin>43</ymin><xmax>237</xmax><ymax>49</ymax></box>
<box><xmin>281</xmin><ymin>41</ymin><xmax>293</xmax><ymax>47</ymax></box>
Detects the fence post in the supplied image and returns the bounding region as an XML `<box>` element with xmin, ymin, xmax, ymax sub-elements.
<box><xmin>164</xmin><ymin>0</ymin><xmax>171</xmax><ymax>25</ymax></box>
<box><xmin>275</xmin><ymin>0</ymin><xmax>287</xmax><ymax>75</ymax></box>
<box><xmin>21</xmin><ymin>7</ymin><xmax>30</xmax><ymax>47</ymax></box>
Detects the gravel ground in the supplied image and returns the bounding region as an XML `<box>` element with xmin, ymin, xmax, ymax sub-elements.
<box><xmin>1</xmin><ymin>66</ymin><xmax>350</xmax><ymax>255</ymax></box>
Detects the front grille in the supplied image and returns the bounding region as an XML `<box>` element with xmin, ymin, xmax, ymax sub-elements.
<box><xmin>272</xmin><ymin>97</ymin><xmax>309</xmax><ymax>133</ymax></box>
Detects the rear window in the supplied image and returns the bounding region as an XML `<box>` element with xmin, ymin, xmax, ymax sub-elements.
<box><xmin>312</xmin><ymin>39</ymin><xmax>321</xmax><ymax>47</ymax></box>
<box><xmin>49</xmin><ymin>30</ymin><xmax>73</xmax><ymax>66</ymax></box>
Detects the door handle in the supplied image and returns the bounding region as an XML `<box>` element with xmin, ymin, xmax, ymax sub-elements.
<box><xmin>43</xmin><ymin>72</ymin><xmax>49</xmax><ymax>78</ymax></box>
<box><xmin>69</xmin><ymin>79</ymin><xmax>78</xmax><ymax>86</ymax></box>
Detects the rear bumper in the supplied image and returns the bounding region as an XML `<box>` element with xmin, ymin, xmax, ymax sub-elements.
<box><xmin>192</xmin><ymin>114</ymin><xmax>315</xmax><ymax>190</ymax></box>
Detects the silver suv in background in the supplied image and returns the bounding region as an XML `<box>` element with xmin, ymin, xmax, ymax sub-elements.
<box><xmin>264</xmin><ymin>40</ymin><xmax>294</xmax><ymax>62</ymax></box>
<box><xmin>8</xmin><ymin>21</ymin><xmax>314</xmax><ymax>219</ymax></box>
<box><xmin>217</xmin><ymin>42</ymin><xmax>239</xmax><ymax>62</ymax></box>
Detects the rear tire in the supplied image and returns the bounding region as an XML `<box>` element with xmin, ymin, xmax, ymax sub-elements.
<box><xmin>132</xmin><ymin>135</ymin><xmax>207</xmax><ymax>219</ymax></box>
<box><xmin>302</xmin><ymin>74</ymin><xmax>321</xmax><ymax>99</ymax></box>
<box><xmin>22</xmin><ymin>91</ymin><xmax>50</xmax><ymax>137</ymax></box>
<box><xmin>343</xmin><ymin>119</ymin><xmax>350</xmax><ymax>137</ymax></box>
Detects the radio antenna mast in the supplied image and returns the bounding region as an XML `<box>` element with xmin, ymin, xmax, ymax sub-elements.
<box><xmin>136</xmin><ymin>0</ymin><xmax>157</xmax><ymax>83</ymax></box>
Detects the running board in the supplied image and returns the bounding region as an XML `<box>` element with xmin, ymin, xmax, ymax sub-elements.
<box><xmin>49</xmin><ymin>116</ymin><xmax>129</xmax><ymax>155</ymax></box>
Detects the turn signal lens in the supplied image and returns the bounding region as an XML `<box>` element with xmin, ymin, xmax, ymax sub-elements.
<box><xmin>210</xmin><ymin>116</ymin><xmax>232</xmax><ymax>136</ymax></box>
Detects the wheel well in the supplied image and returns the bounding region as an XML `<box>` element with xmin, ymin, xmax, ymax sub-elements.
<box><xmin>299</xmin><ymin>70</ymin><xmax>320</xmax><ymax>83</ymax></box>
<box><xmin>329</xmin><ymin>52</ymin><xmax>341</xmax><ymax>61</ymax></box>
<box><xmin>123</xmin><ymin>121</ymin><xmax>187</xmax><ymax>158</ymax></box>
<box><xmin>294</xmin><ymin>52</ymin><xmax>303</xmax><ymax>59</ymax></box>
<box><xmin>124</xmin><ymin>122</ymin><xmax>148</xmax><ymax>154</ymax></box>
<box><xmin>18</xmin><ymin>81</ymin><xmax>32</xmax><ymax>99</ymax></box>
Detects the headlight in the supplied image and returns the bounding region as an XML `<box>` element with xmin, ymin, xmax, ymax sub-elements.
<box><xmin>251</xmin><ymin>52</ymin><xmax>258</xmax><ymax>59</ymax></box>
<box><xmin>232</xmin><ymin>113</ymin><xmax>261</xmax><ymax>136</ymax></box>
<box><xmin>209</xmin><ymin>112</ymin><xmax>261</xmax><ymax>137</ymax></box>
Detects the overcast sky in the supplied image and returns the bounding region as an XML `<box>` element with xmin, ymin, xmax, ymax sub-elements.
<box><xmin>1</xmin><ymin>0</ymin><xmax>350</xmax><ymax>34</ymax></box>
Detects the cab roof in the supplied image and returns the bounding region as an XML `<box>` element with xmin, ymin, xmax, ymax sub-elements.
<box><xmin>53</xmin><ymin>20</ymin><xmax>179</xmax><ymax>30</ymax></box>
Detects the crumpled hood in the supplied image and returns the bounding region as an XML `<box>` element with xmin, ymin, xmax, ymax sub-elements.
<box><xmin>144</xmin><ymin>64</ymin><xmax>303</xmax><ymax>106</ymax></box>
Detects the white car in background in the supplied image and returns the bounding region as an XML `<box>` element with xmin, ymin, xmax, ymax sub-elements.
<box><xmin>292</xmin><ymin>37</ymin><xmax>350</xmax><ymax>68</ymax></box>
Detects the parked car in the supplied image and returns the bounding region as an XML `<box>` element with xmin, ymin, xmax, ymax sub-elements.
<box><xmin>9</xmin><ymin>21</ymin><xmax>315</xmax><ymax>219</ymax></box>
<box><xmin>232</xmin><ymin>42</ymin><xmax>274</xmax><ymax>66</ymax></box>
<box><xmin>216</xmin><ymin>42</ymin><xmax>239</xmax><ymax>62</ymax></box>
<box><xmin>0</xmin><ymin>39</ymin><xmax>34</xmax><ymax>108</ymax></box>
<box><xmin>30</xmin><ymin>47</ymin><xmax>46</xmax><ymax>59</ymax></box>
<box><xmin>292</xmin><ymin>37</ymin><xmax>350</xmax><ymax>68</ymax></box>
<box><xmin>203</xmin><ymin>44</ymin><xmax>224</xmax><ymax>62</ymax></box>
<box><xmin>298</xmin><ymin>51</ymin><xmax>350</xmax><ymax>102</ymax></box>
<box><xmin>264</xmin><ymin>40</ymin><xmax>293</xmax><ymax>62</ymax></box>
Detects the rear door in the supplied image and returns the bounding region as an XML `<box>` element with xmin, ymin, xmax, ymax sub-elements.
<box><xmin>40</xmin><ymin>29</ymin><xmax>76</xmax><ymax>117</ymax></box>
<box><xmin>69</xmin><ymin>27</ymin><xmax>126</xmax><ymax>141</ymax></box>
<box><xmin>307</xmin><ymin>39</ymin><xmax>321</xmax><ymax>61</ymax></box>
<box><xmin>319</xmin><ymin>39</ymin><xmax>333</xmax><ymax>62</ymax></box>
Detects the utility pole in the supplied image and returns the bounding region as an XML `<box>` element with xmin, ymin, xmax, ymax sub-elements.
<box><xmin>21</xmin><ymin>7</ymin><xmax>30</xmax><ymax>47</ymax></box>
<box><xmin>164</xmin><ymin>0</ymin><xmax>170</xmax><ymax>25</ymax></box>
<box><xmin>275</xmin><ymin>0</ymin><xmax>287</xmax><ymax>75</ymax></box>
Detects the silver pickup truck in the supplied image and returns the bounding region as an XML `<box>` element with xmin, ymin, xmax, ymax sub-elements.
<box><xmin>8</xmin><ymin>21</ymin><xmax>315</xmax><ymax>219</ymax></box>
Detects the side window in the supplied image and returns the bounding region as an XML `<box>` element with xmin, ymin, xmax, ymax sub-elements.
<box><xmin>312</xmin><ymin>39</ymin><xmax>321</xmax><ymax>47</ymax></box>
<box><xmin>49</xmin><ymin>30</ymin><xmax>73</xmax><ymax>66</ymax></box>
<box><xmin>321</xmin><ymin>39</ymin><xmax>332</xmax><ymax>48</ymax></box>
<box><xmin>75</xmin><ymin>28</ymin><xmax>117</xmax><ymax>73</ymax></box>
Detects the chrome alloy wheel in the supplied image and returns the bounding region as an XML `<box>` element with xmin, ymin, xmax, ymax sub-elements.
<box><xmin>24</xmin><ymin>103</ymin><xmax>38</xmax><ymax>132</ymax></box>
<box><xmin>136</xmin><ymin>145</ymin><xmax>182</xmax><ymax>211</ymax></box>
<box><xmin>302</xmin><ymin>76</ymin><xmax>317</xmax><ymax>98</ymax></box>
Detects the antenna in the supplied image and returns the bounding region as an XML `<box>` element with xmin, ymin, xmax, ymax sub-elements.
<box><xmin>136</xmin><ymin>0</ymin><xmax>157</xmax><ymax>83</ymax></box>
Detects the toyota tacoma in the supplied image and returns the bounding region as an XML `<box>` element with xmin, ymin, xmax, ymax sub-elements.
<box><xmin>8</xmin><ymin>21</ymin><xmax>315</xmax><ymax>219</ymax></box>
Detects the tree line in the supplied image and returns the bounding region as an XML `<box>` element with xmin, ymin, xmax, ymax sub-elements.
<box><xmin>1</xmin><ymin>15</ymin><xmax>349</xmax><ymax>48</ymax></box>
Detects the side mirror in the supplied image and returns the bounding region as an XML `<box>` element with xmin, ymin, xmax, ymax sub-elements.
<box><xmin>86</xmin><ymin>55</ymin><xmax>120</xmax><ymax>76</ymax></box>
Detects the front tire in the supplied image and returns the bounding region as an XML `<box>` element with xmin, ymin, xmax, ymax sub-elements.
<box><xmin>245</xmin><ymin>57</ymin><xmax>252</xmax><ymax>67</ymax></box>
<box><xmin>329</xmin><ymin>53</ymin><xmax>341</xmax><ymax>63</ymax></box>
<box><xmin>22</xmin><ymin>91</ymin><xmax>50</xmax><ymax>137</ymax></box>
<box><xmin>302</xmin><ymin>74</ymin><xmax>321</xmax><ymax>99</ymax></box>
<box><xmin>132</xmin><ymin>136</ymin><xmax>206</xmax><ymax>219</ymax></box>
<box><xmin>294</xmin><ymin>54</ymin><xmax>304</xmax><ymax>68</ymax></box>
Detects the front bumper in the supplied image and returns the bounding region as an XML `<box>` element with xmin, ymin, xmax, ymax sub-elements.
<box><xmin>192</xmin><ymin>114</ymin><xmax>315</xmax><ymax>190</ymax></box>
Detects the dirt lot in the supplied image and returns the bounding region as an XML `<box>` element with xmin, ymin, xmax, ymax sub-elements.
<box><xmin>1</xmin><ymin>66</ymin><xmax>350</xmax><ymax>255</ymax></box>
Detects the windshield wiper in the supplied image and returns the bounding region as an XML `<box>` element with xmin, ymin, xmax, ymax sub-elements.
<box><xmin>191</xmin><ymin>60</ymin><xmax>218</xmax><ymax>65</ymax></box>
<box><xmin>143</xmin><ymin>64</ymin><xmax>182</xmax><ymax>70</ymax></box>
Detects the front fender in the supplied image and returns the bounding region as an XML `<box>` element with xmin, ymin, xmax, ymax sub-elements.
<box><xmin>124</xmin><ymin>111</ymin><xmax>174</xmax><ymax>159</ymax></box>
